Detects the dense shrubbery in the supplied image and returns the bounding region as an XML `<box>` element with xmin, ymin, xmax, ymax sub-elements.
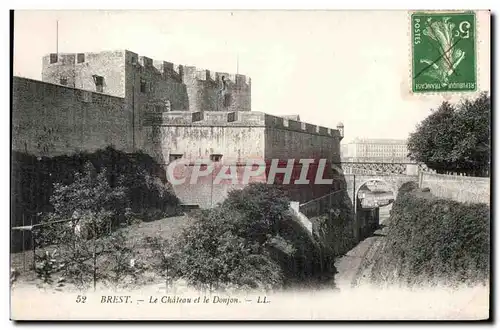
<box><xmin>12</xmin><ymin>146</ymin><xmax>179</xmax><ymax>218</ymax></box>
<box><xmin>16</xmin><ymin>147</ymin><xmax>180</xmax><ymax>288</ymax></box>
<box><xmin>311</xmin><ymin>190</ymin><xmax>356</xmax><ymax>258</ymax></box>
<box><xmin>11</xmin><ymin>146</ymin><xmax>180</xmax><ymax>250</ymax></box>
<box><xmin>40</xmin><ymin>162</ymin><xmax>130</xmax><ymax>241</ymax></box>
<box><xmin>221</xmin><ymin>183</ymin><xmax>290</xmax><ymax>244</ymax></box>
<box><xmin>146</xmin><ymin>183</ymin><xmax>331</xmax><ymax>291</ymax></box>
<box><xmin>29</xmin><ymin>174</ymin><xmax>332</xmax><ymax>290</ymax></box>
<box><xmin>397</xmin><ymin>181</ymin><xmax>419</xmax><ymax>195</ymax></box>
<box><xmin>370</xmin><ymin>185</ymin><xmax>490</xmax><ymax>287</ymax></box>
<box><xmin>173</xmin><ymin>207</ymin><xmax>284</xmax><ymax>291</ymax></box>
<box><xmin>34</xmin><ymin>163</ymin><xmax>146</xmax><ymax>289</ymax></box>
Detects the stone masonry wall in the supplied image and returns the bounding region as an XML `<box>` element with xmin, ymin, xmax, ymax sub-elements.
<box><xmin>141</xmin><ymin>111</ymin><xmax>342</xmax><ymax>207</ymax></box>
<box><xmin>141</xmin><ymin>111</ymin><xmax>267</xmax><ymax>165</ymax></box>
<box><xmin>12</xmin><ymin>77</ymin><xmax>131</xmax><ymax>157</ymax></box>
<box><xmin>264</xmin><ymin>114</ymin><xmax>341</xmax><ymax>164</ymax></box>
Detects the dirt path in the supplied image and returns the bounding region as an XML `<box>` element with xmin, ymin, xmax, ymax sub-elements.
<box><xmin>334</xmin><ymin>206</ymin><xmax>391</xmax><ymax>290</ymax></box>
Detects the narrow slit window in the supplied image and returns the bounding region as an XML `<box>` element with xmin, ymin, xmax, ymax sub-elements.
<box><xmin>93</xmin><ymin>75</ymin><xmax>104</xmax><ymax>93</ymax></box>
<box><xmin>140</xmin><ymin>79</ymin><xmax>147</xmax><ymax>93</ymax></box>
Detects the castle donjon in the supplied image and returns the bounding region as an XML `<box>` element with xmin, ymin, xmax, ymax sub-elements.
<box><xmin>12</xmin><ymin>50</ymin><xmax>343</xmax><ymax>207</ymax></box>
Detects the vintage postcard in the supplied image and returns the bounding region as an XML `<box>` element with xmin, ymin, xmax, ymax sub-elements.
<box><xmin>10</xmin><ymin>10</ymin><xmax>491</xmax><ymax>321</ymax></box>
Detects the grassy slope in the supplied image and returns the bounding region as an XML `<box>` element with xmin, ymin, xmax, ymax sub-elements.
<box><xmin>11</xmin><ymin>215</ymin><xmax>192</xmax><ymax>285</ymax></box>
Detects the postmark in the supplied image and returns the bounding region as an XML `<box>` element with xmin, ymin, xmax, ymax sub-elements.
<box><xmin>411</xmin><ymin>11</ymin><xmax>476</xmax><ymax>93</ymax></box>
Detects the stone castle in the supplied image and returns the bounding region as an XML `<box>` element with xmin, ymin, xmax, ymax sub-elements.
<box><xmin>12</xmin><ymin>50</ymin><xmax>343</xmax><ymax>207</ymax></box>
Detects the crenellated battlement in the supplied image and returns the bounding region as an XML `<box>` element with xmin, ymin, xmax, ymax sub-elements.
<box><xmin>43</xmin><ymin>50</ymin><xmax>251</xmax><ymax>87</ymax></box>
<box><xmin>142</xmin><ymin>111</ymin><xmax>340</xmax><ymax>138</ymax></box>
<box><xmin>42</xmin><ymin>49</ymin><xmax>251</xmax><ymax>112</ymax></box>
<box><xmin>124</xmin><ymin>50</ymin><xmax>250</xmax><ymax>86</ymax></box>
<box><xmin>152</xmin><ymin>59</ymin><xmax>184</xmax><ymax>81</ymax></box>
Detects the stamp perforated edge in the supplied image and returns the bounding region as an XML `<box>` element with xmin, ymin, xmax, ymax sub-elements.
<box><xmin>407</xmin><ymin>10</ymin><xmax>481</xmax><ymax>96</ymax></box>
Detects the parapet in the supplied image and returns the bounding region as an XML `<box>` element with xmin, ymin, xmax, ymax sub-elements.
<box><xmin>142</xmin><ymin>110</ymin><xmax>341</xmax><ymax>138</ymax></box>
<box><xmin>143</xmin><ymin>110</ymin><xmax>265</xmax><ymax>127</ymax></box>
<box><xmin>125</xmin><ymin>50</ymin><xmax>250</xmax><ymax>87</ymax></box>
<box><xmin>42</xmin><ymin>49</ymin><xmax>251</xmax><ymax>87</ymax></box>
<box><xmin>263</xmin><ymin>113</ymin><xmax>340</xmax><ymax>137</ymax></box>
<box><xmin>42</xmin><ymin>50</ymin><xmax>125</xmax><ymax>66</ymax></box>
<box><xmin>152</xmin><ymin>59</ymin><xmax>183</xmax><ymax>81</ymax></box>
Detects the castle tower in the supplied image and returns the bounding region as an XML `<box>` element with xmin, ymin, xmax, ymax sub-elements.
<box><xmin>42</xmin><ymin>51</ymin><xmax>128</xmax><ymax>97</ymax></box>
<box><xmin>41</xmin><ymin>49</ymin><xmax>252</xmax><ymax>113</ymax></box>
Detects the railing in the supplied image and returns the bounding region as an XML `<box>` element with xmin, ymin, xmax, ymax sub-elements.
<box><xmin>299</xmin><ymin>190</ymin><xmax>344</xmax><ymax>218</ymax></box>
<box><xmin>11</xmin><ymin>218</ymin><xmax>74</xmax><ymax>272</ymax></box>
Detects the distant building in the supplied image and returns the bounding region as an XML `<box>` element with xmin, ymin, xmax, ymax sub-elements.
<box><xmin>341</xmin><ymin>137</ymin><xmax>410</xmax><ymax>163</ymax></box>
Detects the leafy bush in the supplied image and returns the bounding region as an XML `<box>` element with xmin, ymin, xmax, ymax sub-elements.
<box><xmin>35</xmin><ymin>163</ymin><xmax>144</xmax><ymax>289</ymax></box>
<box><xmin>370</xmin><ymin>190</ymin><xmax>490</xmax><ymax>287</ymax></box>
<box><xmin>398</xmin><ymin>181</ymin><xmax>419</xmax><ymax>195</ymax></box>
<box><xmin>172</xmin><ymin>207</ymin><xmax>283</xmax><ymax>291</ymax></box>
<box><xmin>221</xmin><ymin>183</ymin><xmax>290</xmax><ymax>244</ymax></box>
<box><xmin>11</xmin><ymin>147</ymin><xmax>179</xmax><ymax>251</ymax></box>
<box><xmin>160</xmin><ymin>183</ymin><xmax>334</xmax><ymax>291</ymax></box>
<box><xmin>37</xmin><ymin>225</ymin><xmax>142</xmax><ymax>290</ymax></box>
<box><xmin>144</xmin><ymin>235</ymin><xmax>178</xmax><ymax>291</ymax></box>
<box><xmin>125</xmin><ymin>169</ymin><xmax>180</xmax><ymax>220</ymax></box>
<box><xmin>42</xmin><ymin>162</ymin><xmax>129</xmax><ymax>239</ymax></box>
<box><xmin>99</xmin><ymin>230</ymin><xmax>145</xmax><ymax>288</ymax></box>
<box><xmin>35</xmin><ymin>249</ymin><xmax>65</xmax><ymax>285</ymax></box>
<box><xmin>151</xmin><ymin>184</ymin><xmax>294</xmax><ymax>291</ymax></box>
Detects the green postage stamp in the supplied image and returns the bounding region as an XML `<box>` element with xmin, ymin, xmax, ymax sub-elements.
<box><xmin>411</xmin><ymin>11</ymin><xmax>476</xmax><ymax>93</ymax></box>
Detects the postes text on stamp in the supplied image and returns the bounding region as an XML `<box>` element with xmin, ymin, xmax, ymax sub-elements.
<box><xmin>411</xmin><ymin>12</ymin><xmax>476</xmax><ymax>93</ymax></box>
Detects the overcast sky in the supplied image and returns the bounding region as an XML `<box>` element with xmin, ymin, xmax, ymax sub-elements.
<box><xmin>13</xmin><ymin>10</ymin><xmax>491</xmax><ymax>143</ymax></box>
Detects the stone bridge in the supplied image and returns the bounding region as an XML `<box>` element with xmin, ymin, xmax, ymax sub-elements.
<box><xmin>335</xmin><ymin>162</ymin><xmax>424</xmax><ymax>211</ymax></box>
<box><xmin>282</xmin><ymin>162</ymin><xmax>421</xmax><ymax>260</ymax></box>
<box><xmin>339</xmin><ymin>161</ymin><xmax>428</xmax><ymax>176</ymax></box>
<box><xmin>343</xmin><ymin>174</ymin><xmax>418</xmax><ymax>212</ymax></box>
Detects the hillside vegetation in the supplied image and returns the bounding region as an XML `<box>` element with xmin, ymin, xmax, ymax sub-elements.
<box><xmin>370</xmin><ymin>182</ymin><xmax>490</xmax><ymax>287</ymax></box>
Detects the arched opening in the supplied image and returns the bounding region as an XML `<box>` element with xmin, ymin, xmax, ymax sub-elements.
<box><xmin>356</xmin><ymin>179</ymin><xmax>395</xmax><ymax>208</ymax></box>
<box><xmin>355</xmin><ymin>179</ymin><xmax>395</xmax><ymax>236</ymax></box>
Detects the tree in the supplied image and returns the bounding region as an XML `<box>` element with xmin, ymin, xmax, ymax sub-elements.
<box><xmin>221</xmin><ymin>183</ymin><xmax>290</xmax><ymax>244</ymax></box>
<box><xmin>172</xmin><ymin>207</ymin><xmax>283</xmax><ymax>291</ymax></box>
<box><xmin>36</xmin><ymin>163</ymin><xmax>137</xmax><ymax>290</ymax></box>
<box><xmin>407</xmin><ymin>93</ymin><xmax>490</xmax><ymax>176</ymax></box>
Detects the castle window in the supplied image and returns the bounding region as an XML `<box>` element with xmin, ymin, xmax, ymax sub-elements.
<box><xmin>49</xmin><ymin>53</ymin><xmax>58</xmax><ymax>64</ymax></box>
<box><xmin>169</xmin><ymin>154</ymin><xmax>183</xmax><ymax>162</ymax></box>
<box><xmin>210</xmin><ymin>154</ymin><xmax>223</xmax><ymax>162</ymax></box>
<box><xmin>59</xmin><ymin>77</ymin><xmax>68</xmax><ymax>86</ymax></box>
<box><xmin>140</xmin><ymin>79</ymin><xmax>147</xmax><ymax>93</ymax></box>
<box><xmin>77</xmin><ymin>53</ymin><xmax>85</xmax><ymax>63</ymax></box>
<box><xmin>93</xmin><ymin>75</ymin><xmax>104</xmax><ymax>93</ymax></box>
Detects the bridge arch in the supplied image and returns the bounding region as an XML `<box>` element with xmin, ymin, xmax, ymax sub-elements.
<box><xmin>354</xmin><ymin>178</ymin><xmax>397</xmax><ymax>214</ymax></box>
<box><xmin>344</xmin><ymin>174</ymin><xmax>419</xmax><ymax>213</ymax></box>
